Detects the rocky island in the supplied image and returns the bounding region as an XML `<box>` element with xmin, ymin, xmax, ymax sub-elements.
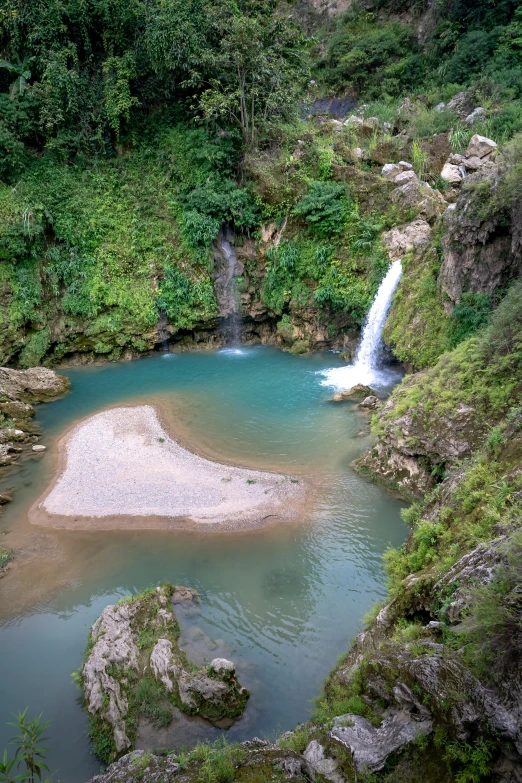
<box><xmin>81</xmin><ymin>584</ymin><xmax>249</xmax><ymax>763</ymax></box>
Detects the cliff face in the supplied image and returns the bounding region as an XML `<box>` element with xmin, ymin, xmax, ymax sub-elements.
<box><xmin>440</xmin><ymin>171</ymin><xmax>522</xmax><ymax>313</ymax></box>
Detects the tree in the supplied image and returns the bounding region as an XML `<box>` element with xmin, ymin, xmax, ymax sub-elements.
<box><xmin>196</xmin><ymin>1</ymin><xmax>309</xmax><ymax>147</ymax></box>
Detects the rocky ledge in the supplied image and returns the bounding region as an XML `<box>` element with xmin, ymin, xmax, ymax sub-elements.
<box><xmin>0</xmin><ymin>367</ymin><xmax>70</xmax><ymax>508</ymax></box>
<box><xmin>82</xmin><ymin>584</ymin><xmax>249</xmax><ymax>764</ymax></box>
<box><xmin>0</xmin><ymin>367</ymin><xmax>70</xmax><ymax>468</ymax></box>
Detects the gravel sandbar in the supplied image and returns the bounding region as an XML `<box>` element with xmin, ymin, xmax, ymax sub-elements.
<box><xmin>29</xmin><ymin>405</ymin><xmax>306</xmax><ymax>531</ymax></box>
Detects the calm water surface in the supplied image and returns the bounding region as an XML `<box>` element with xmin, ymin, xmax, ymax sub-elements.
<box><xmin>0</xmin><ymin>347</ymin><xmax>406</xmax><ymax>782</ymax></box>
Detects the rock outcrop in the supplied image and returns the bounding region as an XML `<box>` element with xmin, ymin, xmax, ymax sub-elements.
<box><xmin>382</xmin><ymin>218</ymin><xmax>432</xmax><ymax>261</ymax></box>
<box><xmin>82</xmin><ymin>585</ymin><xmax>249</xmax><ymax>763</ymax></box>
<box><xmin>440</xmin><ymin>169</ymin><xmax>522</xmax><ymax>311</ymax></box>
<box><xmin>355</xmin><ymin>371</ymin><xmax>480</xmax><ymax>497</ymax></box>
<box><xmin>0</xmin><ymin>367</ymin><xmax>70</xmax><ymax>475</ymax></box>
<box><xmin>88</xmin><ymin>741</ymin><xmax>315</xmax><ymax>783</ymax></box>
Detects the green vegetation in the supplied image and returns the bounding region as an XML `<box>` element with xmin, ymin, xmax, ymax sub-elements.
<box><xmin>0</xmin><ymin>546</ymin><xmax>12</xmax><ymax>571</ymax></box>
<box><xmin>317</xmin><ymin>2</ymin><xmax>522</xmax><ymax>120</ymax></box>
<box><xmin>450</xmin><ymin>532</ymin><xmax>522</xmax><ymax>681</ymax></box>
<box><xmin>0</xmin><ymin>710</ymin><xmax>51</xmax><ymax>783</ymax></box>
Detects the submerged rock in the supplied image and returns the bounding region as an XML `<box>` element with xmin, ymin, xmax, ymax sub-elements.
<box><xmin>82</xmin><ymin>584</ymin><xmax>249</xmax><ymax>763</ymax></box>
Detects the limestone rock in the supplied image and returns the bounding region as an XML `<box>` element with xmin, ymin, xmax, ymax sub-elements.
<box><xmin>178</xmin><ymin>659</ymin><xmax>249</xmax><ymax>721</ymax></box>
<box><xmin>394</xmin><ymin>170</ymin><xmax>418</xmax><ymax>186</ymax></box>
<box><xmin>447</xmin><ymin>91</ymin><xmax>475</xmax><ymax>118</ymax></box>
<box><xmin>83</xmin><ymin>601</ymin><xmax>140</xmax><ymax>754</ymax></box>
<box><xmin>440</xmin><ymin>162</ymin><xmax>464</xmax><ymax>184</ymax></box>
<box><xmin>149</xmin><ymin>639</ymin><xmax>181</xmax><ymax>692</ymax></box>
<box><xmin>330</xmin><ymin>713</ymin><xmax>432</xmax><ymax>773</ymax></box>
<box><xmin>440</xmin><ymin>168</ymin><xmax>522</xmax><ymax>310</ymax></box>
<box><xmin>303</xmin><ymin>740</ymin><xmax>344</xmax><ymax>782</ymax></box>
<box><xmin>465</xmin><ymin>134</ymin><xmax>497</xmax><ymax>159</ymax></box>
<box><xmin>355</xmin><ymin>374</ymin><xmax>479</xmax><ymax>498</ymax></box>
<box><xmin>381</xmin><ymin>161</ymin><xmax>412</xmax><ymax>181</ymax></box>
<box><xmin>83</xmin><ymin>584</ymin><xmax>249</xmax><ymax>762</ymax></box>
<box><xmin>434</xmin><ymin>538</ymin><xmax>505</xmax><ymax>621</ymax></box>
<box><xmin>209</xmin><ymin>657</ymin><xmax>235</xmax><ymax>674</ymax></box>
<box><xmin>382</xmin><ymin>218</ymin><xmax>432</xmax><ymax>261</ymax></box>
<box><xmin>332</xmin><ymin>384</ymin><xmax>373</xmax><ymax>401</ymax></box>
<box><xmin>390</xmin><ymin>178</ymin><xmax>446</xmax><ymax>223</ymax></box>
<box><xmin>0</xmin><ymin>367</ymin><xmax>70</xmax><ymax>404</ymax></box>
<box><xmin>89</xmin><ymin>750</ymin><xmax>180</xmax><ymax>783</ymax></box>
<box><xmin>358</xmin><ymin>396</ymin><xmax>381</xmax><ymax>410</ymax></box>
<box><xmin>449</xmin><ymin>153</ymin><xmax>485</xmax><ymax>171</ymax></box>
<box><xmin>465</xmin><ymin>107</ymin><xmax>486</xmax><ymax>125</ymax></box>
<box><xmin>344</xmin><ymin>115</ymin><xmax>363</xmax><ymax>128</ymax></box>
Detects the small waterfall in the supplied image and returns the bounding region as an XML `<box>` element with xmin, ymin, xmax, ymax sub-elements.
<box><xmin>321</xmin><ymin>260</ymin><xmax>403</xmax><ymax>390</ymax></box>
<box><xmin>157</xmin><ymin>309</ymin><xmax>170</xmax><ymax>353</ymax></box>
<box><xmin>219</xmin><ymin>230</ymin><xmax>242</xmax><ymax>346</ymax></box>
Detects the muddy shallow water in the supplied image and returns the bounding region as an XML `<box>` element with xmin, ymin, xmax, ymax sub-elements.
<box><xmin>0</xmin><ymin>347</ymin><xmax>406</xmax><ymax>782</ymax></box>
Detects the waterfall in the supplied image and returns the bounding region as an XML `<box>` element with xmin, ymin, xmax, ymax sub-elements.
<box><xmin>157</xmin><ymin>309</ymin><xmax>170</xmax><ymax>353</ymax></box>
<box><xmin>219</xmin><ymin>231</ymin><xmax>242</xmax><ymax>347</ymax></box>
<box><xmin>321</xmin><ymin>260</ymin><xmax>403</xmax><ymax>391</ymax></box>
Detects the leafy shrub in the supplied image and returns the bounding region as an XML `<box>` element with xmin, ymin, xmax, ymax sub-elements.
<box><xmin>320</xmin><ymin>10</ymin><xmax>423</xmax><ymax>97</ymax></box>
<box><xmin>454</xmin><ymin>532</ymin><xmax>522</xmax><ymax>678</ymax></box>
<box><xmin>180</xmin><ymin>178</ymin><xmax>260</xmax><ymax>240</ymax></box>
<box><xmin>444</xmin><ymin>738</ymin><xmax>495</xmax><ymax>783</ymax></box>
<box><xmin>444</xmin><ymin>29</ymin><xmax>502</xmax><ymax>84</ymax></box>
<box><xmin>450</xmin><ymin>293</ymin><xmax>493</xmax><ymax>346</ymax></box>
<box><xmin>157</xmin><ymin>266</ymin><xmax>217</xmax><ymax>328</ymax></box>
<box><xmin>292</xmin><ymin>181</ymin><xmax>350</xmax><ymax>238</ymax></box>
<box><xmin>181</xmin><ymin>210</ymin><xmax>221</xmax><ymax>248</ymax></box>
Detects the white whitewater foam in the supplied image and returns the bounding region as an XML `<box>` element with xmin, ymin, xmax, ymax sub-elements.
<box><xmin>321</xmin><ymin>260</ymin><xmax>403</xmax><ymax>391</ymax></box>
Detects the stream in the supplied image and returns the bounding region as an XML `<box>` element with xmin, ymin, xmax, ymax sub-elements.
<box><xmin>0</xmin><ymin>347</ymin><xmax>406</xmax><ymax>782</ymax></box>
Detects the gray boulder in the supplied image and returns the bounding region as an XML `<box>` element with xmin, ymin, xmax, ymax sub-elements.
<box><xmin>465</xmin><ymin>134</ymin><xmax>497</xmax><ymax>159</ymax></box>
<box><xmin>440</xmin><ymin>162</ymin><xmax>464</xmax><ymax>184</ymax></box>
<box><xmin>330</xmin><ymin>713</ymin><xmax>432</xmax><ymax>773</ymax></box>
<box><xmin>382</xmin><ymin>218</ymin><xmax>432</xmax><ymax>261</ymax></box>
<box><xmin>447</xmin><ymin>91</ymin><xmax>475</xmax><ymax>118</ymax></box>
<box><xmin>465</xmin><ymin>107</ymin><xmax>486</xmax><ymax>125</ymax></box>
<box><xmin>303</xmin><ymin>740</ymin><xmax>344</xmax><ymax>782</ymax></box>
<box><xmin>0</xmin><ymin>367</ymin><xmax>70</xmax><ymax>403</ymax></box>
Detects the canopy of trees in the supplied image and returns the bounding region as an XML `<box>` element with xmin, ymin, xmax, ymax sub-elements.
<box><xmin>0</xmin><ymin>0</ymin><xmax>308</xmax><ymax>178</ymax></box>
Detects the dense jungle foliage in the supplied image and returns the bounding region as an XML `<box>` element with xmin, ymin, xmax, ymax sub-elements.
<box><xmin>0</xmin><ymin>0</ymin><xmax>521</xmax><ymax>367</ymax></box>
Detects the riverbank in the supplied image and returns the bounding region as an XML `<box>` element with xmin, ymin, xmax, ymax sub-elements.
<box><xmin>30</xmin><ymin>404</ymin><xmax>307</xmax><ymax>531</ymax></box>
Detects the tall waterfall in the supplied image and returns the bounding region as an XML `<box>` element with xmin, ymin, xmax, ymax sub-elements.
<box><xmin>321</xmin><ymin>260</ymin><xmax>403</xmax><ymax>391</ymax></box>
<box><xmin>219</xmin><ymin>232</ymin><xmax>242</xmax><ymax>346</ymax></box>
